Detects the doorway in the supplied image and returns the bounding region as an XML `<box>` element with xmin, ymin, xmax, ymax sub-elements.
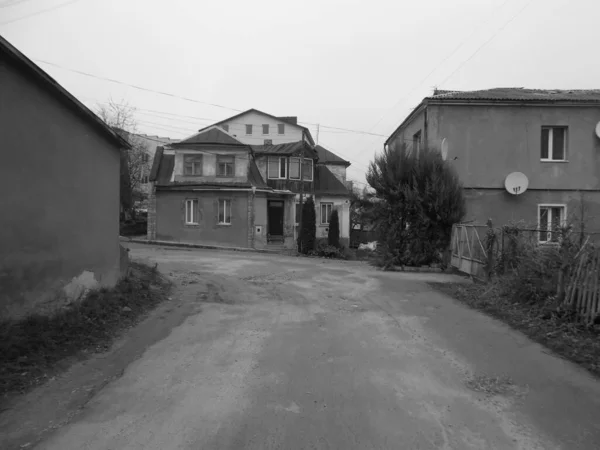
<box><xmin>267</xmin><ymin>200</ymin><xmax>284</xmax><ymax>242</ymax></box>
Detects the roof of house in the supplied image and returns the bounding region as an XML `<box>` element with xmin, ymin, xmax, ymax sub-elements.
<box><xmin>385</xmin><ymin>87</ymin><xmax>600</xmax><ymax>145</ymax></box>
<box><xmin>199</xmin><ymin>109</ymin><xmax>315</xmax><ymax>145</ymax></box>
<box><xmin>0</xmin><ymin>35</ymin><xmax>130</xmax><ymax>150</ymax></box>
<box><xmin>174</xmin><ymin>126</ymin><xmax>246</xmax><ymax>146</ymax></box>
<box><xmin>315</xmin><ymin>145</ymin><xmax>350</xmax><ymax>166</ymax></box>
<box><xmin>427</xmin><ymin>88</ymin><xmax>600</xmax><ymax>103</ymax></box>
<box><xmin>251</xmin><ymin>140</ymin><xmax>317</xmax><ymax>157</ymax></box>
<box><xmin>150</xmin><ymin>147</ymin><xmax>270</xmax><ymax>189</ymax></box>
<box><xmin>315</xmin><ymin>166</ymin><xmax>350</xmax><ymax>196</ymax></box>
<box><xmin>135</xmin><ymin>134</ymin><xmax>179</xmax><ymax>145</ymax></box>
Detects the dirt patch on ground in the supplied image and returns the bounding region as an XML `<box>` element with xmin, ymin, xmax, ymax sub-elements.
<box><xmin>430</xmin><ymin>282</ymin><xmax>600</xmax><ymax>378</ymax></box>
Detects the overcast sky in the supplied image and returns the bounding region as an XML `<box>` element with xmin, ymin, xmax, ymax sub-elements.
<box><xmin>2</xmin><ymin>0</ymin><xmax>599</xmax><ymax>187</ymax></box>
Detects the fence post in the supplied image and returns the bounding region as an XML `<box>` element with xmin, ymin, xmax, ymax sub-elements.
<box><xmin>486</xmin><ymin>218</ymin><xmax>494</xmax><ymax>280</ymax></box>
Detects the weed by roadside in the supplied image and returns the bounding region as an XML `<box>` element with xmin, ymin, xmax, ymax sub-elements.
<box><xmin>0</xmin><ymin>261</ymin><xmax>172</xmax><ymax>399</ymax></box>
<box><xmin>430</xmin><ymin>281</ymin><xmax>600</xmax><ymax>378</ymax></box>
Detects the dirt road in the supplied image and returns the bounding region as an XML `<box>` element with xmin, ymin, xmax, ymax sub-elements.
<box><xmin>19</xmin><ymin>245</ymin><xmax>600</xmax><ymax>448</ymax></box>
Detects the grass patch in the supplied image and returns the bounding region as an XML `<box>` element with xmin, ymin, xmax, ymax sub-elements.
<box><xmin>430</xmin><ymin>282</ymin><xmax>600</xmax><ymax>378</ymax></box>
<box><xmin>0</xmin><ymin>261</ymin><xmax>172</xmax><ymax>398</ymax></box>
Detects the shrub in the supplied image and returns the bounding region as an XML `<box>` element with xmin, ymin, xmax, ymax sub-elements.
<box><xmin>298</xmin><ymin>196</ymin><xmax>316</xmax><ymax>254</ymax></box>
<box><xmin>328</xmin><ymin>210</ymin><xmax>340</xmax><ymax>248</ymax></box>
<box><xmin>367</xmin><ymin>145</ymin><xmax>465</xmax><ymax>267</ymax></box>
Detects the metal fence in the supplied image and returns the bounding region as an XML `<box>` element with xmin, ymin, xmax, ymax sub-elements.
<box><xmin>450</xmin><ymin>223</ymin><xmax>491</xmax><ymax>279</ymax></box>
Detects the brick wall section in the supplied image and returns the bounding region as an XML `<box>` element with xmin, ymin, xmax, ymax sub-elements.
<box><xmin>247</xmin><ymin>191</ymin><xmax>255</xmax><ymax>248</ymax></box>
<box><xmin>147</xmin><ymin>183</ymin><xmax>157</xmax><ymax>240</ymax></box>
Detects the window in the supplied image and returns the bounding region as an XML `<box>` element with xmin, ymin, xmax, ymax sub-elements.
<box><xmin>218</xmin><ymin>199</ymin><xmax>232</xmax><ymax>224</ymax></box>
<box><xmin>222</xmin><ymin>124</ymin><xmax>229</xmax><ymax>132</ymax></box>
<box><xmin>268</xmin><ymin>156</ymin><xmax>287</xmax><ymax>179</ymax></box>
<box><xmin>320</xmin><ymin>202</ymin><xmax>333</xmax><ymax>225</ymax></box>
<box><xmin>217</xmin><ymin>155</ymin><xmax>235</xmax><ymax>177</ymax></box>
<box><xmin>289</xmin><ymin>157</ymin><xmax>301</xmax><ymax>180</ymax></box>
<box><xmin>538</xmin><ymin>205</ymin><xmax>566</xmax><ymax>243</ymax></box>
<box><xmin>413</xmin><ymin>130</ymin><xmax>422</xmax><ymax>156</ymax></box>
<box><xmin>541</xmin><ymin>127</ymin><xmax>567</xmax><ymax>161</ymax></box>
<box><xmin>183</xmin><ymin>154</ymin><xmax>203</xmax><ymax>175</ymax></box>
<box><xmin>262</xmin><ymin>124</ymin><xmax>270</xmax><ymax>135</ymax></box>
<box><xmin>278</xmin><ymin>123</ymin><xmax>285</xmax><ymax>135</ymax></box>
<box><xmin>246</xmin><ymin>124</ymin><xmax>253</xmax><ymax>135</ymax></box>
<box><xmin>302</xmin><ymin>158</ymin><xmax>313</xmax><ymax>181</ymax></box>
<box><xmin>141</xmin><ymin>174</ymin><xmax>149</xmax><ymax>184</ymax></box>
<box><xmin>142</xmin><ymin>153</ymin><xmax>149</xmax><ymax>163</ymax></box>
<box><xmin>185</xmin><ymin>199</ymin><xmax>199</xmax><ymax>225</ymax></box>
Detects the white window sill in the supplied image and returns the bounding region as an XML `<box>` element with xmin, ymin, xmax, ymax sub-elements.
<box><xmin>540</xmin><ymin>159</ymin><xmax>568</xmax><ymax>163</ymax></box>
<box><xmin>217</xmin><ymin>223</ymin><xmax>232</xmax><ymax>226</ymax></box>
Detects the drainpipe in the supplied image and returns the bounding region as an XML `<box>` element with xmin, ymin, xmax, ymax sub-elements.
<box><xmin>423</xmin><ymin>105</ymin><xmax>428</xmax><ymax>148</ymax></box>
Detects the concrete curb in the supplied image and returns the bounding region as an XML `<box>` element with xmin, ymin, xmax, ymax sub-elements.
<box><xmin>120</xmin><ymin>237</ymin><xmax>290</xmax><ymax>255</ymax></box>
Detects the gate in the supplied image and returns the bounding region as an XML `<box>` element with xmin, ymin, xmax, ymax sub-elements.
<box><xmin>451</xmin><ymin>223</ymin><xmax>490</xmax><ymax>279</ymax></box>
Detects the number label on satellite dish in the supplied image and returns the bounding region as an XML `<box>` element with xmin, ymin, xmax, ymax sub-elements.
<box><xmin>504</xmin><ymin>172</ymin><xmax>529</xmax><ymax>195</ymax></box>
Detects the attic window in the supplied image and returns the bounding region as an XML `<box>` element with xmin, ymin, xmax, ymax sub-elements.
<box><xmin>184</xmin><ymin>154</ymin><xmax>203</xmax><ymax>175</ymax></box>
<box><xmin>278</xmin><ymin>123</ymin><xmax>285</xmax><ymax>134</ymax></box>
<box><xmin>263</xmin><ymin>124</ymin><xmax>270</xmax><ymax>135</ymax></box>
<box><xmin>217</xmin><ymin>155</ymin><xmax>235</xmax><ymax>177</ymax></box>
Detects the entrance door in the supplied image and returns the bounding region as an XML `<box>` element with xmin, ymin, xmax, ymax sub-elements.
<box><xmin>267</xmin><ymin>200</ymin><xmax>284</xmax><ymax>241</ymax></box>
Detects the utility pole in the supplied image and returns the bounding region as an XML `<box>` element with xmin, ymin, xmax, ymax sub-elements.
<box><xmin>298</xmin><ymin>145</ymin><xmax>305</xmax><ymax>253</ymax></box>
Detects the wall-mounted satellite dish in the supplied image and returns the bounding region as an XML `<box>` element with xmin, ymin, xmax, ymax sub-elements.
<box><xmin>595</xmin><ymin>122</ymin><xmax>600</xmax><ymax>139</ymax></box>
<box><xmin>504</xmin><ymin>172</ymin><xmax>529</xmax><ymax>195</ymax></box>
<box><xmin>440</xmin><ymin>138</ymin><xmax>448</xmax><ymax>160</ymax></box>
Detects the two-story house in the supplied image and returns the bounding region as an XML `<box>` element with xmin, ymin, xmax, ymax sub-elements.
<box><xmin>385</xmin><ymin>88</ymin><xmax>600</xmax><ymax>242</ymax></box>
<box><xmin>147</xmin><ymin>109</ymin><xmax>352</xmax><ymax>249</ymax></box>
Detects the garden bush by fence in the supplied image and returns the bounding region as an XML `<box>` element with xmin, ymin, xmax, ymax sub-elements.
<box><xmin>452</xmin><ymin>220</ymin><xmax>600</xmax><ymax>325</ymax></box>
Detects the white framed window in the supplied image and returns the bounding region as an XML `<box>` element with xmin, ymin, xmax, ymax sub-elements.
<box><xmin>541</xmin><ymin>127</ymin><xmax>567</xmax><ymax>161</ymax></box>
<box><xmin>183</xmin><ymin>154</ymin><xmax>203</xmax><ymax>175</ymax></box>
<box><xmin>262</xmin><ymin>124</ymin><xmax>269</xmax><ymax>135</ymax></box>
<box><xmin>302</xmin><ymin>158</ymin><xmax>313</xmax><ymax>182</ymax></box>
<box><xmin>218</xmin><ymin>199</ymin><xmax>232</xmax><ymax>225</ymax></box>
<box><xmin>289</xmin><ymin>157</ymin><xmax>301</xmax><ymax>180</ymax></box>
<box><xmin>185</xmin><ymin>199</ymin><xmax>199</xmax><ymax>225</ymax></box>
<box><xmin>278</xmin><ymin>123</ymin><xmax>285</xmax><ymax>135</ymax></box>
<box><xmin>268</xmin><ymin>156</ymin><xmax>287</xmax><ymax>179</ymax></box>
<box><xmin>413</xmin><ymin>130</ymin><xmax>421</xmax><ymax>156</ymax></box>
<box><xmin>217</xmin><ymin>155</ymin><xmax>235</xmax><ymax>177</ymax></box>
<box><xmin>320</xmin><ymin>202</ymin><xmax>333</xmax><ymax>225</ymax></box>
<box><xmin>538</xmin><ymin>204</ymin><xmax>566</xmax><ymax>243</ymax></box>
<box><xmin>246</xmin><ymin>124</ymin><xmax>253</xmax><ymax>135</ymax></box>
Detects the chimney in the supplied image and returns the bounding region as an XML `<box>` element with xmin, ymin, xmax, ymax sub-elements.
<box><xmin>278</xmin><ymin>116</ymin><xmax>298</xmax><ymax>125</ymax></box>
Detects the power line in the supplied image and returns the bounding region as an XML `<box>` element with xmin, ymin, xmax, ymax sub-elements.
<box><xmin>35</xmin><ymin>59</ymin><xmax>244</xmax><ymax>112</ymax></box>
<box><xmin>0</xmin><ymin>0</ymin><xmax>83</xmax><ymax>25</ymax></box>
<box><xmin>438</xmin><ymin>0</ymin><xmax>534</xmax><ymax>87</ymax></box>
<box><xmin>0</xmin><ymin>0</ymin><xmax>35</xmax><ymax>9</ymax></box>
<box><xmin>352</xmin><ymin>0</ymin><xmax>516</xmax><ymax>146</ymax></box>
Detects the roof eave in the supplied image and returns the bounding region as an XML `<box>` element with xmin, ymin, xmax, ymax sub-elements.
<box><xmin>384</xmin><ymin>100</ymin><xmax>428</xmax><ymax>146</ymax></box>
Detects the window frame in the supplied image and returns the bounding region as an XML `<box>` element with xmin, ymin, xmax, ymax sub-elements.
<box><xmin>183</xmin><ymin>154</ymin><xmax>203</xmax><ymax>176</ymax></box>
<box><xmin>302</xmin><ymin>158</ymin><xmax>314</xmax><ymax>182</ymax></box>
<box><xmin>267</xmin><ymin>156</ymin><xmax>287</xmax><ymax>179</ymax></box>
<box><xmin>289</xmin><ymin>157</ymin><xmax>301</xmax><ymax>180</ymax></box>
<box><xmin>262</xmin><ymin>124</ymin><xmax>270</xmax><ymax>135</ymax></box>
<box><xmin>541</xmin><ymin>126</ymin><xmax>568</xmax><ymax>162</ymax></box>
<box><xmin>413</xmin><ymin>130</ymin><xmax>422</xmax><ymax>156</ymax></box>
<box><xmin>538</xmin><ymin>203</ymin><xmax>566</xmax><ymax>243</ymax></box>
<box><xmin>185</xmin><ymin>198</ymin><xmax>199</xmax><ymax>225</ymax></box>
<box><xmin>245</xmin><ymin>124</ymin><xmax>253</xmax><ymax>135</ymax></box>
<box><xmin>278</xmin><ymin>123</ymin><xmax>285</xmax><ymax>135</ymax></box>
<box><xmin>218</xmin><ymin>199</ymin><xmax>232</xmax><ymax>225</ymax></box>
<box><xmin>216</xmin><ymin>155</ymin><xmax>235</xmax><ymax>177</ymax></box>
<box><xmin>320</xmin><ymin>202</ymin><xmax>333</xmax><ymax>225</ymax></box>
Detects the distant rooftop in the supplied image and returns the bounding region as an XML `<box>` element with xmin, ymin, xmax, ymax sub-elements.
<box><xmin>428</xmin><ymin>87</ymin><xmax>600</xmax><ymax>103</ymax></box>
<box><xmin>135</xmin><ymin>134</ymin><xmax>179</xmax><ymax>144</ymax></box>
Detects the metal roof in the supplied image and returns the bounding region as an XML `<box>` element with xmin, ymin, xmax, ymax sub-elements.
<box><xmin>251</xmin><ymin>141</ymin><xmax>317</xmax><ymax>157</ymax></box>
<box><xmin>315</xmin><ymin>145</ymin><xmax>350</xmax><ymax>166</ymax></box>
<box><xmin>174</xmin><ymin>126</ymin><xmax>246</xmax><ymax>146</ymax></box>
<box><xmin>427</xmin><ymin>87</ymin><xmax>600</xmax><ymax>103</ymax></box>
<box><xmin>314</xmin><ymin>166</ymin><xmax>350</xmax><ymax>196</ymax></box>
